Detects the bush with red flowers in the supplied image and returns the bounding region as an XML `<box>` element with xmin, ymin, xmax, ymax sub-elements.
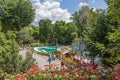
<box><xmin>1</xmin><ymin>64</ymin><xmax>120</xmax><ymax>80</ymax></box>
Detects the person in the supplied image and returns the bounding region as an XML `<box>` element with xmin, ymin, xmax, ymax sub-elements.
<box><xmin>52</xmin><ymin>54</ymin><xmax>56</xmax><ymax>60</ymax></box>
<box><xmin>47</xmin><ymin>54</ymin><xmax>52</xmax><ymax>65</ymax></box>
<box><xmin>61</xmin><ymin>61</ymin><xmax>64</xmax><ymax>67</ymax></box>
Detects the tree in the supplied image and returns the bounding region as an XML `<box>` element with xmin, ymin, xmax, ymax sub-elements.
<box><xmin>17</xmin><ymin>26</ymin><xmax>34</xmax><ymax>45</ymax></box>
<box><xmin>86</xmin><ymin>10</ymin><xmax>120</xmax><ymax>66</ymax></box>
<box><xmin>106</xmin><ymin>29</ymin><xmax>120</xmax><ymax>65</ymax></box>
<box><xmin>0</xmin><ymin>0</ymin><xmax>35</xmax><ymax>32</ymax></box>
<box><xmin>72</xmin><ymin>6</ymin><xmax>90</xmax><ymax>39</ymax></box>
<box><xmin>0</xmin><ymin>27</ymin><xmax>20</xmax><ymax>72</ymax></box>
<box><xmin>0</xmin><ymin>24</ymin><xmax>35</xmax><ymax>73</ymax></box>
<box><xmin>105</xmin><ymin>0</ymin><xmax>120</xmax><ymax>24</ymax></box>
<box><xmin>64</xmin><ymin>22</ymin><xmax>78</xmax><ymax>44</ymax></box>
<box><xmin>53</xmin><ymin>21</ymin><xmax>65</xmax><ymax>44</ymax></box>
<box><xmin>39</xmin><ymin>19</ymin><xmax>52</xmax><ymax>45</ymax></box>
<box><xmin>53</xmin><ymin>21</ymin><xmax>77</xmax><ymax>45</ymax></box>
<box><xmin>31</xmin><ymin>25</ymin><xmax>39</xmax><ymax>42</ymax></box>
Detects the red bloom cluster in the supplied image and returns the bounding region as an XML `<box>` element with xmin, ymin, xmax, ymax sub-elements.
<box><xmin>15</xmin><ymin>74</ymin><xmax>26</xmax><ymax>80</ymax></box>
<box><xmin>27</xmin><ymin>65</ymin><xmax>40</xmax><ymax>76</ymax></box>
<box><xmin>12</xmin><ymin>65</ymin><xmax>120</xmax><ymax>80</ymax></box>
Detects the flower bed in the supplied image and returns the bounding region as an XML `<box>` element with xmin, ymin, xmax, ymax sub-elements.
<box><xmin>60</xmin><ymin>55</ymin><xmax>77</xmax><ymax>66</ymax></box>
<box><xmin>1</xmin><ymin>64</ymin><xmax>120</xmax><ymax>80</ymax></box>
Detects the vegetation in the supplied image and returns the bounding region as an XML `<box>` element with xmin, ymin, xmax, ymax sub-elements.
<box><xmin>0</xmin><ymin>0</ymin><xmax>35</xmax><ymax>74</ymax></box>
<box><xmin>1</xmin><ymin>64</ymin><xmax>120</xmax><ymax>80</ymax></box>
<box><xmin>0</xmin><ymin>0</ymin><xmax>120</xmax><ymax>79</ymax></box>
<box><xmin>37</xmin><ymin>51</ymin><xmax>49</xmax><ymax>56</ymax></box>
<box><xmin>0</xmin><ymin>0</ymin><xmax>35</xmax><ymax>32</ymax></box>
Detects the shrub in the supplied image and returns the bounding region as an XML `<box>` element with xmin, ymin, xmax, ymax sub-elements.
<box><xmin>37</xmin><ymin>52</ymin><xmax>49</xmax><ymax>56</ymax></box>
<box><xmin>60</xmin><ymin>55</ymin><xmax>77</xmax><ymax>65</ymax></box>
<box><xmin>2</xmin><ymin>64</ymin><xmax>120</xmax><ymax>80</ymax></box>
<box><xmin>30</xmin><ymin>43</ymin><xmax>43</xmax><ymax>47</ymax></box>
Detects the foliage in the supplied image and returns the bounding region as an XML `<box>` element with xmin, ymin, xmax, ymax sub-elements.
<box><xmin>31</xmin><ymin>25</ymin><xmax>39</xmax><ymax>42</ymax></box>
<box><xmin>30</xmin><ymin>42</ymin><xmax>43</xmax><ymax>47</ymax></box>
<box><xmin>0</xmin><ymin>0</ymin><xmax>35</xmax><ymax>32</ymax></box>
<box><xmin>106</xmin><ymin>29</ymin><xmax>120</xmax><ymax>65</ymax></box>
<box><xmin>17</xmin><ymin>26</ymin><xmax>34</xmax><ymax>45</ymax></box>
<box><xmin>60</xmin><ymin>55</ymin><xmax>76</xmax><ymax>65</ymax></box>
<box><xmin>53</xmin><ymin>21</ymin><xmax>78</xmax><ymax>45</ymax></box>
<box><xmin>86</xmin><ymin>10</ymin><xmax>120</xmax><ymax>66</ymax></box>
<box><xmin>105</xmin><ymin>0</ymin><xmax>120</xmax><ymax>24</ymax></box>
<box><xmin>16</xmin><ymin>51</ymin><xmax>36</xmax><ymax>73</ymax></box>
<box><xmin>0</xmin><ymin>24</ymin><xmax>35</xmax><ymax>74</ymax></box>
<box><xmin>37</xmin><ymin>52</ymin><xmax>49</xmax><ymax>56</ymax></box>
<box><xmin>1</xmin><ymin>64</ymin><xmax>120</xmax><ymax>80</ymax></box>
<box><xmin>39</xmin><ymin>19</ymin><xmax>52</xmax><ymax>45</ymax></box>
<box><xmin>52</xmin><ymin>50</ymin><xmax>61</xmax><ymax>54</ymax></box>
<box><xmin>64</xmin><ymin>22</ymin><xmax>78</xmax><ymax>44</ymax></box>
<box><xmin>72</xmin><ymin>6</ymin><xmax>90</xmax><ymax>41</ymax></box>
<box><xmin>0</xmin><ymin>28</ymin><xmax>20</xmax><ymax>73</ymax></box>
<box><xmin>38</xmin><ymin>20</ymin><xmax>77</xmax><ymax>45</ymax></box>
<box><xmin>84</xmin><ymin>1</ymin><xmax>120</xmax><ymax>66</ymax></box>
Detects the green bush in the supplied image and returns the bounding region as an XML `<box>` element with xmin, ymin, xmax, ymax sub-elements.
<box><xmin>37</xmin><ymin>52</ymin><xmax>49</xmax><ymax>56</ymax></box>
<box><xmin>52</xmin><ymin>50</ymin><xmax>60</xmax><ymax>54</ymax></box>
<box><xmin>30</xmin><ymin>43</ymin><xmax>43</xmax><ymax>47</ymax></box>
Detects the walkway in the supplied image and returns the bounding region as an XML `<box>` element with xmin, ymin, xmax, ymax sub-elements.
<box><xmin>19</xmin><ymin>50</ymin><xmax>61</xmax><ymax>70</ymax></box>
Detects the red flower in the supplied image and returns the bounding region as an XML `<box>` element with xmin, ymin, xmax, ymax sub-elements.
<box><xmin>114</xmin><ymin>66</ymin><xmax>120</xmax><ymax>72</ymax></box>
<box><xmin>115</xmin><ymin>74</ymin><xmax>120</xmax><ymax>80</ymax></box>
<box><xmin>11</xmin><ymin>68</ymin><xmax>15</xmax><ymax>71</ymax></box>
<box><xmin>15</xmin><ymin>74</ymin><xmax>24</xmax><ymax>80</ymax></box>
<box><xmin>72</xmin><ymin>69</ymin><xmax>77</xmax><ymax>73</ymax></box>
<box><xmin>111</xmin><ymin>72</ymin><xmax>115</xmax><ymax>77</ymax></box>
<box><xmin>27</xmin><ymin>65</ymin><xmax>40</xmax><ymax>75</ymax></box>
<box><xmin>80</xmin><ymin>78</ymin><xmax>84</xmax><ymax>80</ymax></box>
<box><xmin>85</xmin><ymin>73</ymin><xmax>89</xmax><ymax>78</ymax></box>
<box><xmin>97</xmin><ymin>73</ymin><xmax>101</xmax><ymax>78</ymax></box>
<box><xmin>49</xmin><ymin>64</ymin><xmax>56</xmax><ymax>69</ymax></box>
<box><xmin>108</xmin><ymin>67</ymin><xmax>112</xmax><ymax>72</ymax></box>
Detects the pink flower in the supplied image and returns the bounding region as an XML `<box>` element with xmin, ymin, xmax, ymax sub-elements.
<box><xmin>80</xmin><ymin>78</ymin><xmax>84</xmax><ymax>80</ymax></box>
<box><xmin>75</xmin><ymin>73</ymin><xmax>79</xmax><ymax>77</ymax></box>
<box><xmin>97</xmin><ymin>73</ymin><xmax>101</xmax><ymax>78</ymax></box>
<box><xmin>72</xmin><ymin>69</ymin><xmax>77</xmax><ymax>73</ymax></box>
<box><xmin>85</xmin><ymin>73</ymin><xmax>89</xmax><ymax>78</ymax></box>
<box><xmin>23</xmin><ymin>78</ymin><xmax>27</xmax><ymax>80</ymax></box>
<box><xmin>108</xmin><ymin>67</ymin><xmax>112</xmax><ymax>72</ymax></box>
<box><xmin>111</xmin><ymin>72</ymin><xmax>115</xmax><ymax>76</ymax></box>
<box><xmin>115</xmin><ymin>74</ymin><xmax>120</xmax><ymax>80</ymax></box>
<box><xmin>114</xmin><ymin>66</ymin><xmax>120</xmax><ymax>72</ymax></box>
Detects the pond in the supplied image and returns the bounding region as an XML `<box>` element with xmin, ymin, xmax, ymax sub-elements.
<box><xmin>37</xmin><ymin>46</ymin><xmax>58</xmax><ymax>53</ymax></box>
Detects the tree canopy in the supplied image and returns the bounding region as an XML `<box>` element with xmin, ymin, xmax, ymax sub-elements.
<box><xmin>0</xmin><ymin>0</ymin><xmax>35</xmax><ymax>32</ymax></box>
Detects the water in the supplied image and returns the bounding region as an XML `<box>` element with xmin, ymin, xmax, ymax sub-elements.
<box><xmin>38</xmin><ymin>46</ymin><xmax>58</xmax><ymax>53</ymax></box>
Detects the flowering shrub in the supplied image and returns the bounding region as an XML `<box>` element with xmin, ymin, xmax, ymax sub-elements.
<box><xmin>1</xmin><ymin>65</ymin><xmax>120</xmax><ymax>80</ymax></box>
<box><xmin>60</xmin><ymin>55</ymin><xmax>77</xmax><ymax>65</ymax></box>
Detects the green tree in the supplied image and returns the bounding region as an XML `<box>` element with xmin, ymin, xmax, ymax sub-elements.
<box><xmin>39</xmin><ymin>19</ymin><xmax>52</xmax><ymax>45</ymax></box>
<box><xmin>53</xmin><ymin>21</ymin><xmax>65</xmax><ymax>44</ymax></box>
<box><xmin>106</xmin><ymin>29</ymin><xmax>120</xmax><ymax>65</ymax></box>
<box><xmin>0</xmin><ymin>27</ymin><xmax>20</xmax><ymax>72</ymax></box>
<box><xmin>72</xmin><ymin>6</ymin><xmax>90</xmax><ymax>40</ymax></box>
<box><xmin>0</xmin><ymin>0</ymin><xmax>35</xmax><ymax>32</ymax></box>
<box><xmin>0</xmin><ymin>25</ymin><xmax>35</xmax><ymax>73</ymax></box>
<box><xmin>17</xmin><ymin>26</ymin><xmax>34</xmax><ymax>45</ymax></box>
<box><xmin>86</xmin><ymin>11</ymin><xmax>120</xmax><ymax>66</ymax></box>
<box><xmin>31</xmin><ymin>25</ymin><xmax>39</xmax><ymax>42</ymax></box>
<box><xmin>105</xmin><ymin>0</ymin><xmax>120</xmax><ymax>24</ymax></box>
<box><xmin>53</xmin><ymin>21</ymin><xmax>77</xmax><ymax>45</ymax></box>
<box><xmin>64</xmin><ymin>22</ymin><xmax>78</xmax><ymax>44</ymax></box>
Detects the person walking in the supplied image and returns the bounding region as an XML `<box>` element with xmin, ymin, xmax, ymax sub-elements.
<box><xmin>47</xmin><ymin>54</ymin><xmax>52</xmax><ymax>65</ymax></box>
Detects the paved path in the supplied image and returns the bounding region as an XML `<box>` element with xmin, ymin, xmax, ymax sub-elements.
<box><xmin>19</xmin><ymin>50</ymin><xmax>61</xmax><ymax>70</ymax></box>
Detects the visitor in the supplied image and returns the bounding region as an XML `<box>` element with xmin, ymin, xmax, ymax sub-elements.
<box><xmin>47</xmin><ymin>54</ymin><xmax>52</xmax><ymax>65</ymax></box>
<box><xmin>53</xmin><ymin>54</ymin><xmax>56</xmax><ymax>60</ymax></box>
<box><xmin>61</xmin><ymin>61</ymin><xmax>64</xmax><ymax>68</ymax></box>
